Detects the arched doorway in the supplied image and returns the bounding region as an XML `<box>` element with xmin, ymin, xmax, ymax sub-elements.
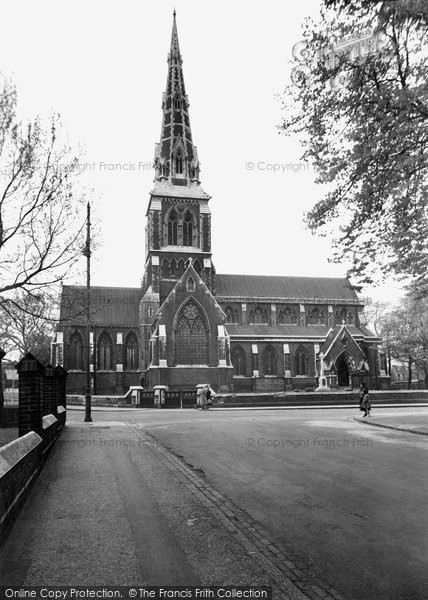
<box><xmin>336</xmin><ymin>353</ymin><xmax>350</xmax><ymax>387</ymax></box>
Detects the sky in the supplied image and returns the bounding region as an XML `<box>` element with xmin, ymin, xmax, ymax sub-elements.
<box><xmin>0</xmin><ymin>0</ymin><xmax>405</xmax><ymax>304</ymax></box>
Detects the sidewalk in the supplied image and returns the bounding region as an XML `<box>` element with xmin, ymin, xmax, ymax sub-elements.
<box><xmin>0</xmin><ymin>420</ymin><xmax>342</xmax><ymax>600</ymax></box>
<box><xmin>354</xmin><ymin>412</ymin><xmax>428</xmax><ymax>436</ymax></box>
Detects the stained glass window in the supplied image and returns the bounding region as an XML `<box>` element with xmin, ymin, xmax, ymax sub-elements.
<box><xmin>175</xmin><ymin>302</ymin><xmax>208</xmax><ymax>365</ymax></box>
<box><xmin>231</xmin><ymin>345</ymin><xmax>246</xmax><ymax>376</ymax></box>
<box><xmin>168</xmin><ymin>209</ymin><xmax>178</xmax><ymax>245</ymax></box>
<box><xmin>263</xmin><ymin>345</ymin><xmax>277</xmax><ymax>375</ymax></box>
<box><xmin>183</xmin><ymin>211</ymin><xmax>193</xmax><ymax>246</ymax></box>
<box><xmin>294</xmin><ymin>346</ymin><xmax>308</xmax><ymax>376</ymax></box>
<box><xmin>124</xmin><ymin>333</ymin><xmax>139</xmax><ymax>371</ymax></box>
<box><xmin>98</xmin><ymin>332</ymin><xmax>113</xmax><ymax>370</ymax></box>
<box><xmin>69</xmin><ymin>331</ymin><xmax>84</xmax><ymax>370</ymax></box>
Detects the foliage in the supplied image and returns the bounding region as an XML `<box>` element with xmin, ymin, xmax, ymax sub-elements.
<box><xmin>379</xmin><ymin>293</ymin><xmax>428</xmax><ymax>385</ymax></box>
<box><xmin>281</xmin><ymin>0</ymin><xmax>428</xmax><ymax>286</ymax></box>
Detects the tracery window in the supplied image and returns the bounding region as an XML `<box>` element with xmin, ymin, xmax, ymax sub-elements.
<box><xmin>124</xmin><ymin>332</ymin><xmax>139</xmax><ymax>371</ymax></box>
<box><xmin>97</xmin><ymin>331</ymin><xmax>113</xmax><ymax>370</ymax></box>
<box><xmin>178</xmin><ymin>259</ymin><xmax>185</xmax><ymax>278</ymax></box>
<box><xmin>249</xmin><ymin>305</ymin><xmax>269</xmax><ymax>325</ymax></box>
<box><xmin>225</xmin><ymin>305</ymin><xmax>239</xmax><ymax>324</ymax></box>
<box><xmin>175</xmin><ymin>301</ymin><xmax>209</xmax><ymax>365</ymax></box>
<box><xmin>193</xmin><ymin>259</ymin><xmax>202</xmax><ymax>276</ymax></box>
<box><xmin>277</xmin><ymin>307</ymin><xmax>298</xmax><ymax>325</ymax></box>
<box><xmin>307</xmin><ymin>307</ymin><xmax>326</xmax><ymax>325</ymax></box>
<box><xmin>168</xmin><ymin>209</ymin><xmax>178</xmax><ymax>245</ymax></box>
<box><xmin>335</xmin><ymin>308</ymin><xmax>347</xmax><ymax>324</ymax></box>
<box><xmin>231</xmin><ymin>345</ymin><xmax>246</xmax><ymax>376</ymax></box>
<box><xmin>183</xmin><ymin>211</ymin><xmax>193</xmax><ymax>246</ymax></box>
<box><xmin>68</xmin><ymin>331</ymin><xmax>84</xmax><ymax>370</ymax></box>
<box><xmin>169</xmin><ymin>258</ymin><xmax>177</xmax><ymax>279</ymax></box>
<box><xmin>162</xmin><ymin>258</ymin><xmax>169</xmax><ymax>279</ymax></box>
<box><xmin>294</xmin><ymin>346</ymin><xmax>308</xmax><ymax>376</ymax></box>
<box><xmin>262</xmin><ymin>345</ymin><xmax>277</xmax><ymax>376</ymax></box>
<box><xmin>175</xmin><ymin>150</ymin><xmax>183</xmax><ymax>174</ymax></box>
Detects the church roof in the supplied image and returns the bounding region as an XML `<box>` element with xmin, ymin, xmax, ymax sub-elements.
<box><xmin>224</xmin><ymin>324</ymin><xmax>378</xmax><ymax>339</ymax></box>
<box><xmin>59</xmin><ymin>286</ymin><xmax>142</xmax><ymax>327</ymax></box>
<box><xmin>216</xmin><ymin>274</ymin><xmax>362</xmax><ymax>303</ymax></box>
<box><xmin>150</xmin><ymin>181</ymin><xmax>211</xmax><ymax>199</ymax></box>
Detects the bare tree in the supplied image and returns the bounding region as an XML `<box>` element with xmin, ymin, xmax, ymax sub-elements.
<box><xmin>0</xmin><ymin>83</ymin><xmax>87</xmax><ymax>307</ymax></box>
<box><xmin>0</xmin><ymin>81</ymin><xmax>90</xmax><ymax>411</ymax></box>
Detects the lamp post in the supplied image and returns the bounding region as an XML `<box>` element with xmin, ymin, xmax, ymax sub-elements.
<box><xmin>83</xmin><ymin>202</ymin><xmax>92</xmax><ymax>423</ymax></box>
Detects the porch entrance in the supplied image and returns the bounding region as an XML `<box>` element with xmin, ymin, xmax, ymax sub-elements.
<box><xmin>336</xmin><ymin>353</ymin><xmax>350</xmax><ymax>387</ymax></box>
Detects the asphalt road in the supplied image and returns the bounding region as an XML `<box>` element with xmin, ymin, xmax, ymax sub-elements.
<box><xmin>68</xmin><ymin>407</ymin><xmax>428</xmax><ymax>600</ymax></box>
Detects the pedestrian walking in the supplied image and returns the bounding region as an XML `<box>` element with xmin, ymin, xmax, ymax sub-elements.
<box><xmin>358</xmin><ymin>382</ymin><xmax>366</xmax><ymax>413</ymax></box>
<box><xmin>200</xmin><ymin>385</ymin><xmax>208</xmax><ymax>410</ymax></box>
<box><xmin>361</xmin><ymin>387</ymin><xmax>371</xmax><ymax>417</ymax></box>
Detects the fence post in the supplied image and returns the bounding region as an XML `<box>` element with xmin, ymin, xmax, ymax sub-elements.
<box><xmin>55</xmin><ymin>365</ymin><xmax>67</xmax><ymax>409</ymax></box>
<box><xmin>16</xmin><ymin>352</ymin><xmax>45</xmax><ymax>437</ymax></box>
<box><xmin>43</xmin><ymin>364</ymin><xmax>58</xmax><ymax>416</ymax></box>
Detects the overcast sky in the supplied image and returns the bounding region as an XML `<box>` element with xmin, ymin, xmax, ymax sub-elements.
<box><xmin>0</xmin><ymin>0</ymin><xmax>404</xmax><ymax>303</ymax></box>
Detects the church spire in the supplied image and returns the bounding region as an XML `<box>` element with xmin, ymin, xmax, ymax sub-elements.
<box><xmin>154</xmin><ymin>11</ymin><xmax>200</xmax><ymax>186</ymax></box>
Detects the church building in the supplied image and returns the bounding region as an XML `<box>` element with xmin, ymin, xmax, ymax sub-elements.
<box><xmin>55</xmin><ymin>13</ymin><xmax>388</xmax><ymax>395</ymax></box>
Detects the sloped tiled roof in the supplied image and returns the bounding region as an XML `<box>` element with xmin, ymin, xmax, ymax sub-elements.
<box><xmin>216</xmin><ymin>274</ymin><xmax>360</xmax><ymax>301</ymax></box>
<box><xmin>59</xmin><ymin>286</ymin><xmax>142</xmax><ymax>327</ymax></box>
<box><xmin>224</xmin><ymin>324</ymin><xmax>378</xmax><ymax>339</ymax></box>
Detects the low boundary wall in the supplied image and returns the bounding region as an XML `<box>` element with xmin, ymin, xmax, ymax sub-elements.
<box><xmin>0</xmin><ymin>408</ymin><xmax>66</xmax><ymax>536</ymax></box>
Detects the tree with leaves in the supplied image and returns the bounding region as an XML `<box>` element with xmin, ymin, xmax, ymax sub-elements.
<box><xmin>380</xmin><ymin>294</ymin><xmax>428</xmax><ymax>388</ymax></box>
<box><xmin>282</xmin><ymin>0</ymin><xmax>428</xmax><ymax>286</ymax></box>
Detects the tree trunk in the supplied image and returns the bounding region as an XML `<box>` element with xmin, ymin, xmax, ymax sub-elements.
<box><xmin>408</xmin><ymin>356</ymin><xmax>413</xmax><ymax>390</ymax></box>
<box><xmin>388</xmin><ymin>350</ymin><xmax>391</xmax><ymax>376</ymax></box>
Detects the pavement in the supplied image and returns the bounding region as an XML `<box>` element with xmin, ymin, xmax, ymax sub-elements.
<box><xmin>354</xmin><ymin>411</ymin><xmax>428</xmax><ymax>435</ymax></box>
<box><xmin>0</xmin><ymin>419</ymin><xmax>319</xmax><ymax>600</ymax></box>
<box><xmin>1</xmin><ymin>407</ymin><xmax>427</xmax><ymax>600</ymax></box>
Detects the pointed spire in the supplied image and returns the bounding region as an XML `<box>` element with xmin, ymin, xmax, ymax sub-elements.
<box><xmin>154</xmin><ymin>12</ymin><xmax>201</xmax><ymax>187</ymax></box>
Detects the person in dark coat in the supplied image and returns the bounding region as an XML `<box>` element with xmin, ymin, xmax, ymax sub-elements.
<box><xmin>359</xmin><ymin>383</ymin><xmax>366</xmax><ymax>413</ymax></box>
<box><xmin>361</xmin><ymin>387</ymin><xmax>371</xmax><ymax>417</ymax></box>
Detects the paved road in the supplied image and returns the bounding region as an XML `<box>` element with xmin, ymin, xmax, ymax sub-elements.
<box><xmin>67</xmin><ymin>407</ymin><xmax>428</xmax><ymax>600</ymax></box>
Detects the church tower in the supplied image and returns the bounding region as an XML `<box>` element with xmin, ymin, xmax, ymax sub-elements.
<box><xmin>142</xmin><ymin>11</ymin><xmax>215</xmax><ymax>306</ymax></box>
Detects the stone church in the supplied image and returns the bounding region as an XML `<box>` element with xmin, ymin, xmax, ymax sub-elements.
<box><xmin>55</xmin><ymin>13</ymin><xmax>388</xmax><ymax>395</ymax></box>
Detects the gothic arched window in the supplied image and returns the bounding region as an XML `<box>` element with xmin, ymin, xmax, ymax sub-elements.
<box><xmin>225</xmin><ymin>305</ymin><xmax>239</xmax><ymax>324</ymax></box>
<box><xmin>178</xmin><ymin>258</ymin><xmax>185</xmax><ymax>278</ymax></box>
<box><xmin>183</xmin><ymin>211</ymin><xmax>193</xmax><ymax>246</ymax></box>
<box><xmin>69</xmin><ymin>331</ymin><xmax>84</xmax><ymax>370</ymax></box>
<box><xmin>231</xmin><ymin>345</ymin><xmax>246</xmax><ymax>376</ymax></box>
<box><xmin>174</xmin><ymin>301</ymin><xmax>209</xmax><ymax>365</ymax></box>
<box><xmin>174</xmin><ymin>95</ymin><xmax>181</xmax><ymax>109</ymax></box>
<box><xmin>294</xmin><ymin>346</ymin><xmax>308</xmax><ymax>376</ymax></box>
<box><xmin>124</xmin><ymin>332</ymin><xmax>139</xmax><ymax>371</ymax></box>
<box><xmin>193</xmin><ymin>259</ymin><xmax>202</xmax><ymax>276</ymax></box>
<box><xmin>169</xmin><ymin>258</ymin><xmax>177</xmax><ymax>279</ymax></box>
<box><xmin>97</xmin><ymin>331</ymin><xmax>113</xmax><ymax>370</ymax></box>
<box><xmin>307</xmin><ymin>308</ymin><xmax>326</xmax><ymax>325</ymax></box>
<box><xmin>336</xmin><ymin>308</ymin><xmax>347</xmax><ymax>324</ymax></box>
<box><xmin>175</xmin><ymin>150</ymin><xmax>183</xmax><ymax>175</ymax></box>
<box><xmin>162</xmin><ymin>258</ymin><xmax>169</xmax><ymax>279</ymax></box>
<box><xmin>263</xmin><ymin>345</ymin><xmax>277</xmax><ymax>376</ymax></box>
<box><xmin>186</xmin><ymin>276</ymin><xmax>195</xmax><ymax>292</ymax></box>
<box><xmin>249</xmin><ymin>305</ymin><xmax>269</xmax><ymax>325</ymax></box>
<box><xmin>168</xmin><ymin>209</ymin><xmax>178</xmax><ymax>245</ymax></box>
<box><xmin>277</xmin><ymin>307</ymin><xmax>298</xmax><ymax>325</ymax></box>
